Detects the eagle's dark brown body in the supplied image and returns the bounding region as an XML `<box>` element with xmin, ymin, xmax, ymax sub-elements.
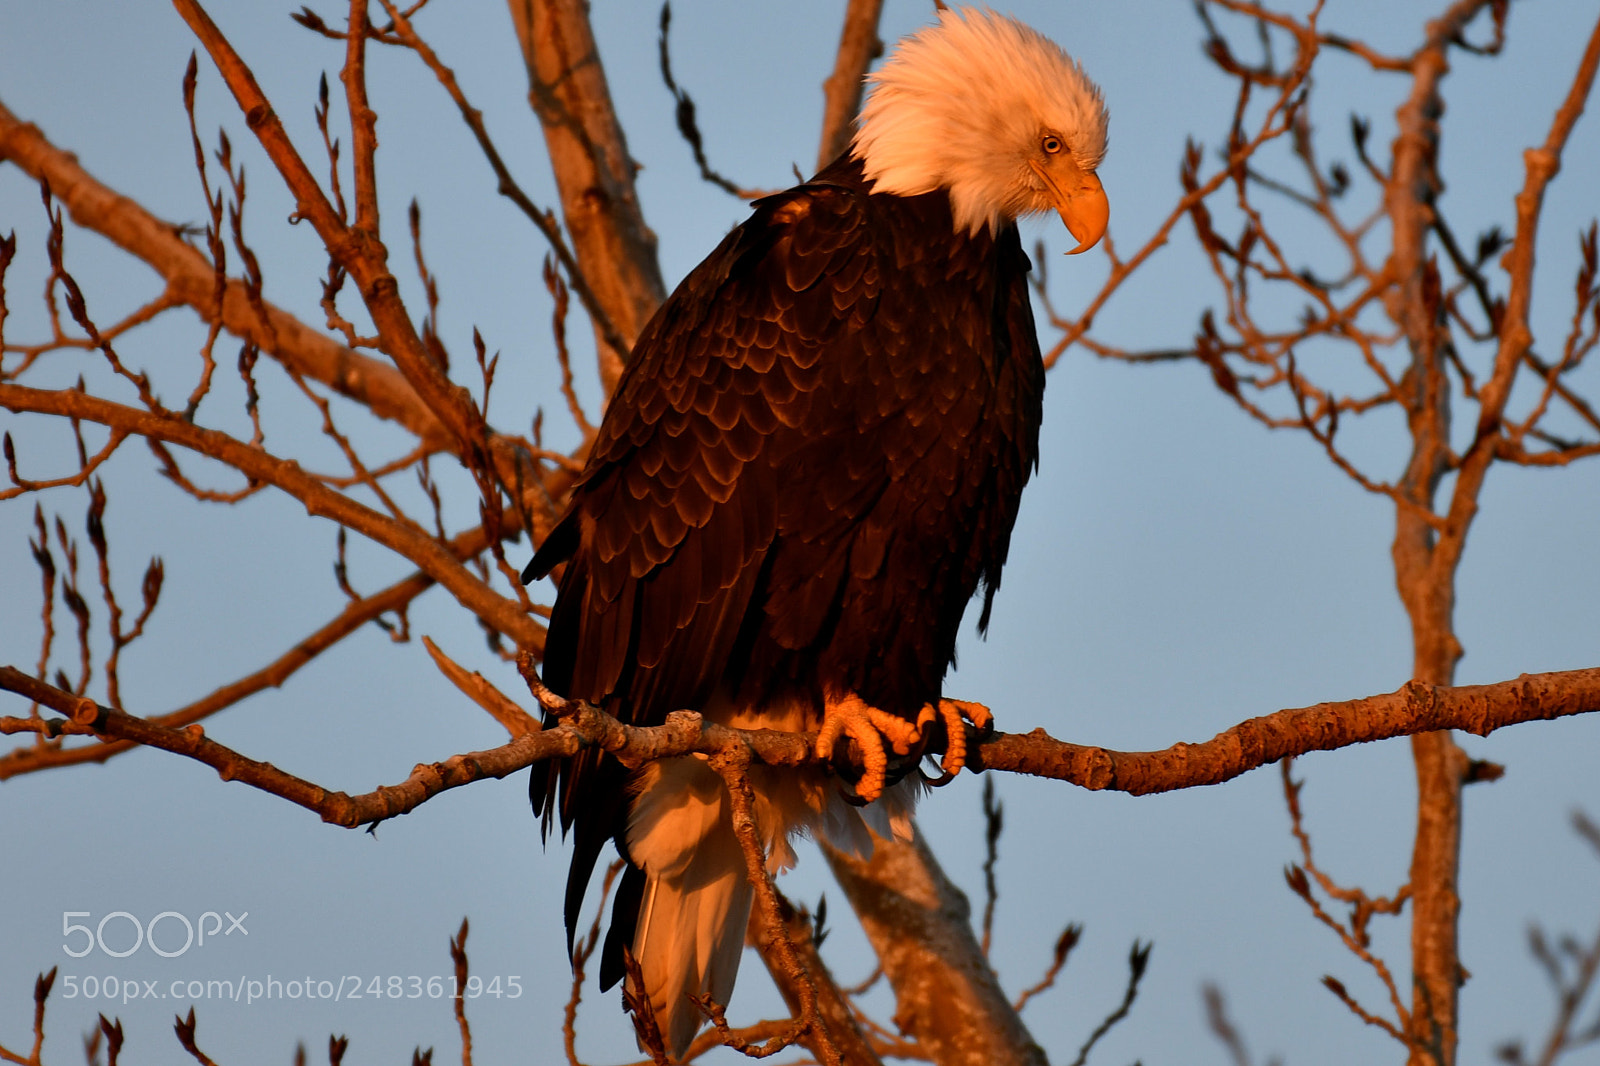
<box><xmin>526</xmin><ymin>149</ymin><xmax>1045</xmax><ymax>1007</ymax></box>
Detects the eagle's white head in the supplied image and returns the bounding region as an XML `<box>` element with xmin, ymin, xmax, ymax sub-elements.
<box><xmin>851</xmin><ymin>7</ymin><xmax>1110</xmax><ymax>248</ymax></box>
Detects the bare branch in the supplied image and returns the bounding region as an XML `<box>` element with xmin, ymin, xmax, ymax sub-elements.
<box><xmin>172</xmin><ymin>1009</ymin><xmax>219</xmax><ymax>1066</ymax></box>
<box><xmin>1012</xmin><ymin>924</ymin><xmax>1082</xmax><ymax>1014</ymax></box>
<box><xmin>1465</xmin><ymin>7</ymin><xmax>1600</xmax><ymax>465</ymax></box>
<box><xmin>507</xmin><ymin>0</ymin><xmax>668</xmax><ymax>392</ymax></box>
<box><xmin>1282</xmin><ymin>765</ymin><xmax>1411</xmax><ymax>1043</ymax></box>
<box><xmin>448</xmin><ymin>919</ymin><xmax>474</xmax><ymax>1066</ymax></box>
<box><xmin>421</xmin><ymin>635</ymin><xmax>542</xmax><ymax>737</ymax></box>
<box><xmin>2</xmin><ymin>664</ymin><xmax>565</xmax><ymax>828</ymax></box>
<box><xmin>375</xmin><ymin>0</ymin><xmax>634</xmax><ymax>367</ymax></box>
<box><xmin>744</xmin><ymin>886</ymin><xmax>883</xmax><ymax>1066</ymax></box>
<box><xmin>970</xmin><ymin>669</ymin><xmax>1600</xmax><ymax>795</ymax></box>
<box><xmin>822</xmin><ymin>833</ymin><xmax>1048</xmax><ymax>1066</ymax></box>
<box><xmin>0</xmin><ymin>967</ymin><xmax>55</xmax><ymax>1066</ymax></box>
<box><xmin>172</xmin><ymin>0</ymin><xmax>494</xmax><ymax>461</ymax></box>
<box><xmin>1042</xmin><ymin>23</ymin><xmax>1316</xmax><ymax>369</ymax></box>
<box><xmin>1066</xmin><ymin>941</ymin><xmax>1151</xmax><ymax>1066</ymax></box>
<box><xmin>2</xmin><ymin>425</ymin><xmax>131</xmax><ymax>502</ymax></box>
<box><xmin>817</xmin><ymin>0</ymin><xmax>884</xmax><ymax>170</ymax></box>
<box><xmin>656</xmin><ymin>4</ymin><xmax>773</xmax><ymax>200</ymax></box>
<box><xmin>0</xmin><ymin>98</ymin><xmax>447</xmax><ymax>446</ymax></box>
<box><xmin>980</xmin><ymin>775</ymin><xmax>1002</xmax><ymax>957</ymax></box>
<box><xmin>1321</xmin><ymin>973</ymin><xmax>1409</xmax><ymax>1045</ymax></box>
<box><xmin>704</xmin><ymin>743</ymin><xmax>828</xmax><ymax>1062</ymax></box>
<box><xmin>542</xmin><ymin>256</ymin><xmax>596</xmax><ymax>441</ymax></box>
<box><xmin>564</xmin><ymin>860</ymin><xmax>622</xmax><ymax>1066</ymax></box>
<box><xmin>0</xmin><ymin>521</ymin><xmax>498</xmax><ymax>780</ymax></box>
<box><xmin>1203</xmin><ymin>984</ymin><xmax>1260</xmax><ymax>1066</ymax></box>
<box><xmin>0</xmin><ymin>382</ymin><xmax>542</xmax><ymax>648</ymax></box>
<box><xmin>342</xmin><ymin>0</ymin><xmax>381</xmax><ymax>241</ymax></box>
<box><xmin>9</xmin><ymin>663</ymin><xmax>1600</xmax><ymax>827</ymax></box>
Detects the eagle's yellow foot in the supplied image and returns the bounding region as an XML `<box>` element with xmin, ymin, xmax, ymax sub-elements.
<box><xmin>816</xmin><ymin>695</ymin><xmax>933</xmax><ymax>803</ymax></box>
<box><xmin>931</xmin><ymin>698</ymin><xmax>993</xmax><ymax>782</ymax></box>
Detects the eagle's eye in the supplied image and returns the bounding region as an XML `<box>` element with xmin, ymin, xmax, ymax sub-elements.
<box><xmin>1041</xmin><ymin>134</ymin><xmax>1064</xmax><ymax>155</ymax></box>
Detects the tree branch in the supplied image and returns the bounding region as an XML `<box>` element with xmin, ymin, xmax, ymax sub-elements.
<box><xmin>10</xmin><ymin>663</ymin><xmax>1594</xmax><ymax>833</ymax></box>
<box><xmin>507</xmin><ymin>0</ymin><xmax>667</xmax><ymax>393</ymax></box>
<box><xmin>172</xmin><ymin>0</ymin><xmax>493</xmax><ymax>459</ymax></box>
<box><xmin>821</xmin><ymin>832</ymin><xmax>1048</xmax><ymax>1066</ymax></box>
<box><xmin>972</xmin><ymin>669</ymin><xmax>1600</xmax><ymax>794</ymax></box>
<box><xmin>0</xmin><ymin>98</ymin><xmax>445</xmax><ymax>445</ymax></box>
<box><xmin>816</xmin><ymin>0</ymin><xmax>883</xmax><ymax>171</ymax></box>
<box><xmin>0</xmin><ymin>523</ymin><xmax>470</xmax><ymax>779</ymax></box>
<box><xmin>375</xmin><ymin>0</ymin><xmax>634</xmax><ymax>371</ymax></box>
<box><xmin>0</xmin><ymin>383</ymin><xmax>542</xmax><ymax>648</ymax></box>
<box><xmin>746</xmin><ymin>887</ymin><xmax>884</xmax><ymax>1066</ymax></box>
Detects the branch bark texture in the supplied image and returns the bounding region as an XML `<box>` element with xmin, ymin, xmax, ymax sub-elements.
<box><xmin>822</xmin><ymin>833</ymin><xmax>1047</xmax><ymax>1066</ymax></box>
<box><xmin>816</xmin><ymin>0</ymin><xmax>884</xmax><ymax>171</ymax></box>
<box><xmin>8</xmin><ymin>666</ymin><xmax>1595</xmax><ymax>827</ymax></box>
<box><xmin>508</xmin><ymin>0</ymin><xmax>667</xmax><ymax>393</ymax></box>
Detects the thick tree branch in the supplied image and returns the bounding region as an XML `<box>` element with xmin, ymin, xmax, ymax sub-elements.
<box><xmin>1381</xmin><ymin>8</ymin><xmax>1496</xmax><ymax>1062</ymax></box>
<box><xmin>817</xmin><ymin>0</ymin><xmax>884</xmax><ymax>171</ymax></box>
<box><xmin>971</xmin><ymin>670</ymin><xmax>1600</xmax><ymax>794</ymax></box>
<box><xmin>1</xmin><ymin>663</ymin><xmax>570</xmax><ymax>828</ymax></box>
<box><xmin>374</xmin><ymin>0</ymin><xmax>633</xmax><ymax>372</ymax></box>
<box><xmin>823</xmin><ymin>832</ymin><xmax>1048</xmax><ymax>1066</ymax></box>
<box><xmin>507</xmin><ymin>0</ymin><xmax>667</xmax><ymax>393</ymax></box>
<box><xmin>7</xmin><ymin>666</ymin><xmax>1596</xmax><ymax>826</ymax></box>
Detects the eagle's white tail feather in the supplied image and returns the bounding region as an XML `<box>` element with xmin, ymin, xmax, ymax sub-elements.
<box><xmin>626</xmin><ymin>728</ymin><xmax>924</xmax><ymax>1060</ymax></box>
<box><xmin>632</xmin><ymin>823</ymin><xmax>753</xmax><ymax>1059</ymax></box>
<box><xmin>628</xmin><ymin>756</ymin><xmax>753</xmax><ymax>1059</ymax></box>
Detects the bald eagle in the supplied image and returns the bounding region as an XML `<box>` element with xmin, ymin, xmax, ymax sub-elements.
<box><xmin>525</xmin><ymin>8</ymin><xmax>1108</xmax><ymax>1056</ymax></box>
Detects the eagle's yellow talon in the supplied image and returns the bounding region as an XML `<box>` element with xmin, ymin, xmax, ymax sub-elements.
<box><xmin>817</xmin><ymin>694</ymin><xmax>924</xmax><ymax>802</ymax></box>
<box><xmin>934</xmin><ymin>698</ymin><xmax>992</xmax><ymax>777</ymax></box>
<box><xmin>816</xmin><ymin>696</ymin><xmax>994</xmax><ymax>800</ymax></box>
<box><xmin>944</xmin><ymin>698</ymin><xmax>993</xmax><ymax>732</ymax></box>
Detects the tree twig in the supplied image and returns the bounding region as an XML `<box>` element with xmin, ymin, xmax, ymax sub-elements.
<box><xmin>0</xmin><ymin>383</ymin><xmax>541</xmax><ymax>648</ymax></box>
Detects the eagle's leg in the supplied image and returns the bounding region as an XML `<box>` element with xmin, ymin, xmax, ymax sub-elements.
<box><xmin>931</xmin><ymin>698</ymin><xmax>994</xmax><ymax>780</ymax></box>
<box><xmin>815</xmin><ymin>694</ymin><xmax>934</xmax><ymax>803</ymax></box>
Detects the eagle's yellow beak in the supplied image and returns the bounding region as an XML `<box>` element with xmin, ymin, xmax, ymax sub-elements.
<box><xmin>1030</xmin><ymin>159</ymin><xmax>1109</xmax><ymax>255</ymax></box>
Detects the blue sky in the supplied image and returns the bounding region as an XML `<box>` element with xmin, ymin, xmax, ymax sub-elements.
<box><xmin>3</xmin><ymin>2</ymin><xmax>1599</xmax><ymax>1064</ymax></box>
